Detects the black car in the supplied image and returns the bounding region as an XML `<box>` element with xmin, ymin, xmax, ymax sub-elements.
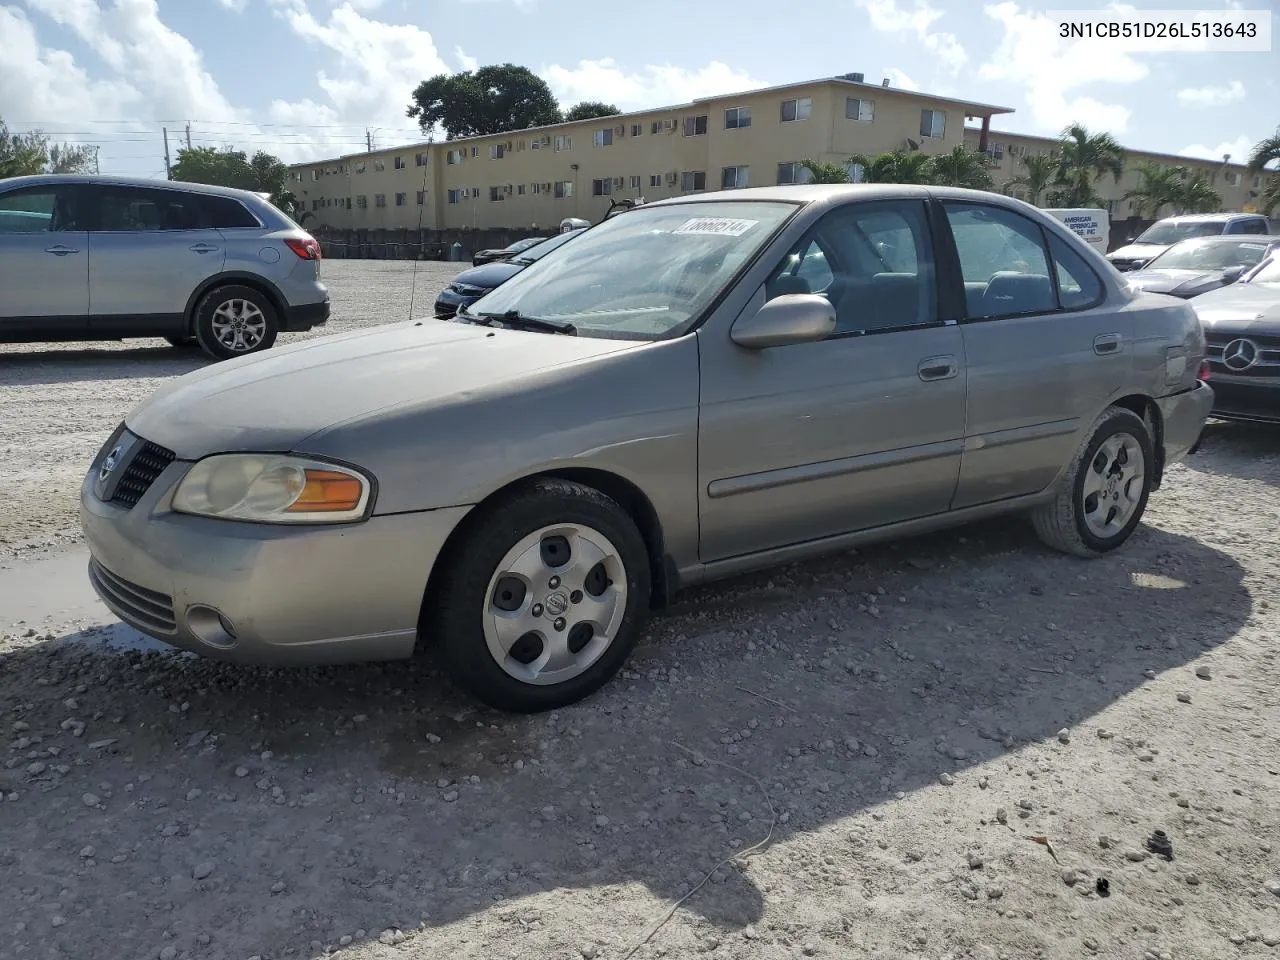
<box><xmin>435</xmin><ymin>229</ymin><xmax>585</xmax><ymax>319</ymax></box>
<box><xmin>1125</xmin><ymin>235</ymin><xmax>1280</xmax><ymax>299</ymax></box>
<box><xmin>471</xmin><ymin>235</ymin><xmax>545</xmax><ymax>267</ymax></box>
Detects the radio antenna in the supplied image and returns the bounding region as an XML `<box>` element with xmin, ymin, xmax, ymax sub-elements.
<box><xmin>407</xmin><ymin>126</ymin><xmax>436</xmax><ymax>322</ymax></box>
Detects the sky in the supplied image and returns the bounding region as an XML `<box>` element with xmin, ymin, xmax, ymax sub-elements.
<box><xmin>0</xmin><ymin>0</ymin><xmax>1276</xmax><ymax>179</ymax></box>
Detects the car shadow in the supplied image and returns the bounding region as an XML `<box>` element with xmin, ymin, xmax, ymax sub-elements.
<box><xmin>1179</xmin><ymin>418</ymin><xmax>1277</xmax><ymax>487</ymax></box>
<box><xmin>0</xmin><ymin>519</ymin><xmax>1248</xmax><ymax>959</ymax></box>
<box><xmin>0</xmin><ymin>344</ymin><xmax>208</xmax><ymax>386</ymax></box>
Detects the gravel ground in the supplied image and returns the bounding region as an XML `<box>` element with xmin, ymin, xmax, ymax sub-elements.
<box><xmin>2</xmin><ymin>261</ymin><xmax>1280</xmax><ymax>960</ymax></box>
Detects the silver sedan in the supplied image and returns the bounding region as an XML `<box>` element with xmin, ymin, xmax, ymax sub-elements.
<box><xmin>81</xmin><ymin>185</ymin><xmax>1213</xmax><ymax>712</ymax></box>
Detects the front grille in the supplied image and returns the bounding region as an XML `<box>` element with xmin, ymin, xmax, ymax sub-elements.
<box><xmin>1205</xmin><ymin>336</ymin><xmax>1280</xmax><ymax>378</ymax></box>
<box><xmin>110</xmin><ymin>439</ymin><xmax>176</xmax><ymax>507</ymax></box>
<box><xmin>88</xmin><ymin>559</ymin><xmax>177</xmax><ymax>635</ymax></box>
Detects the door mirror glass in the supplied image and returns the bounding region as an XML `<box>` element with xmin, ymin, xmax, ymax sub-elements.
<box><xmin>731</xmin><ymin>293</ymin><xmax>836</xmax><ymax>349</ymax></box>
<box><xmin>1221</xmin><ymin>264</ymin><xmax>1246</xmax><ymax>283</ymax></box>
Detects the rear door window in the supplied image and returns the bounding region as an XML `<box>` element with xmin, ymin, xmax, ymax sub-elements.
<box><xmin>944</xmin><ymin>202</ymin><xmax>1056</xmax><ymax>319</ymax></box>
<box><xmin>92</xmin><ymin>187</ymin><xmax>204</xmax><ymax>231</ymax></box>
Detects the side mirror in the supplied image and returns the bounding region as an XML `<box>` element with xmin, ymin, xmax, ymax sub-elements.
<box><xmin>1221</xmin><ymin>264</ymin><xmax>1246</xmax><ymax>283</ymax></box>
<box><xmin>730</xmin><ymin>294</ymin><xmax>836</xmax><ymax>349</ymax></box>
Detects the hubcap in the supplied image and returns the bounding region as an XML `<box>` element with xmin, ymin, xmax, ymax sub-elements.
<box><xmin>1081</xmin><ymin>432</ymin><xmax>1145</xmax><ymax>539</ymax></box>
<box><xmin>210</xmin><ymin>299</ymin><xmax>267</xmax><ymax>352</ymax></box>
<box><xmin>483</xmin><ymin>523</ymin><xmax>627</xmax><ymax>686</ymax></box>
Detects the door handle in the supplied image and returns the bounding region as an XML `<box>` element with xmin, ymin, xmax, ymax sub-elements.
<box><xmin>45</xmin><ymin>245</ymin><xmax>79</xmax><ymax>256</ymax></box>
<box><xmin>918</xmin><ymin>355</ymin><xmax>959</xmax><ymax>382</ymax></box>
<box><xmin>189</xmin><ymin>243</ymin><xmax>219</xmax><ymax>254</ymax></box>
<box><xmin>1093</xmin><ymin>333</ymin><xmax>1123</xmax><ymax>355</ymax></box>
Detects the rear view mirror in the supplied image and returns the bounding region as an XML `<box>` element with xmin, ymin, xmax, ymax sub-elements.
<box><xmin>731</xmin><ymin>294</ymin><xmax>836</xmax><ymax>349</ymax></box>
<box><xmin>1222</xmin><ymin>264</ymin><xmax>1246</xmax><ymax>283</ymax></box>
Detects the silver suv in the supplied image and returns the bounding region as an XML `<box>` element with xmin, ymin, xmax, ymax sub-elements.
<box><xmin>0</xmin><ymin>174</ymin><xmax>329</xmax><ymax>360</ymax></box>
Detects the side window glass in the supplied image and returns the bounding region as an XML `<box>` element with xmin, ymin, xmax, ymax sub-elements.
<box><xmin>1242</xmin><ymin>219</ymin><xmax>1266</xmax><ymax>235</ymax></box>
<box><xmin>764</xmin><ymin>200</ymin><xmax>936</xmax><ymax>334</ymax></box>
<box><xmin>95</xmin><ymin>188</ymin><xmax>203</xmax><ymax>232</ymax></box>
<box><xmin>1047</xmin><ymin>233</ymin><xmax>1104</xmax><ymax>310</ymax></box>
<box><xmin>0</xmin><ymin>190</ymin><xmax>57</xmax><ymax>233</ymax></box>
<box><xmin>204</xmin><ymin>195</ymin><xmax>260</xmax><ymax>229</ymax></box>
<box><xmin>944</xmin><ymin>202</ymin><xmax>1055</xmax><ymax>319</ymax></box>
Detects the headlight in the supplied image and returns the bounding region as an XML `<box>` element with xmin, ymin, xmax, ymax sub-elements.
<box><xmin>171</xmin><ymin>454</ymin><xmax>372</xmax><ymax>523</ymax></box>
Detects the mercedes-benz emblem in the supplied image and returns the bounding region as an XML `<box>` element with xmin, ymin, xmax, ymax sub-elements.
<box><xmin>98</xmin><ymin>445</ymin><xmax>123</xmax><ymax>482</ymax></box>
<box><xmin>1222</xmin><ymin>338</ymin><xmax>1259</xmax><ymax>372</ymax></box>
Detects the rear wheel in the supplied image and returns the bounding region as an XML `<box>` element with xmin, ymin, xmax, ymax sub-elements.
<box><xmin>1031</xmin><ymin>406</ymin><xmax>1154</xmax><ymax>557</ymax></box>
<box><xmin>193</xmin><ymin>284</ymin><xmax>278</xmax><ymax>361</ymax></box>
<box><xmin>164</xmin><ymin>335</ymin><xmax>196</xmax><ymax>349</ymax></box>
<box><xmin>431</xmin><ymin>479</ymin><xmax>651</xmax><ymax>712</ymax></box>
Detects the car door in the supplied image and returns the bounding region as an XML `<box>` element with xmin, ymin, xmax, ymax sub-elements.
<box><xmin>939</xmin><ymin>199</ymin><xmax>1131</xmax><ymax>509</ymax></box>
<box><xmin>697</xmin><ymin>198</ymin><xmax>968</xmax><ymax>562</ymax></box>
<box><xmin>0</xmin><ymin>183</ymin><xmax>90</xmax><ymax>336</ymax></box>
<box><xmin>86</xmin><ymin>184</ymin><xmax>226</xmax><ymax>334</ymax></box>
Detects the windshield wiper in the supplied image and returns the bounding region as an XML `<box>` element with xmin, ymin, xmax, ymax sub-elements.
<box><xmin>475</xmin><ymin>309</ymin><xmax>577</xmax><ymax>335</ymax></box>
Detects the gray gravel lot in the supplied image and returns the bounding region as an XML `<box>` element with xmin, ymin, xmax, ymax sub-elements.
<box><xmin>2</xmin><ymin>260</ymin><xmax>1279</xmax><ymax>960</ymax></box>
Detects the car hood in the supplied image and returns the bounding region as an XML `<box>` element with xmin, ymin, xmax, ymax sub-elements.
<box><xmin>125</xmin><ymin>320</ymin><xmax>639</xmax><ymax>459</ymax></box>
<box><xmin>1191</xmin><ymin>283</ymin><xmax>1280</xmax><ymax>334</ymax></box>
<box><xmin>1125</xmin><ymin>268</ymin><xmax>1228</xmax><ymax>296</ymax></box>
<box><xmin>1107</xmin><ymin>242</ymin><xmax>1168</xmax><ymax>263</ymax></box>
<box><xmin>450</xmin><ymin>261</ymin><xmax>524</xmax><ymax>288</ymax></box>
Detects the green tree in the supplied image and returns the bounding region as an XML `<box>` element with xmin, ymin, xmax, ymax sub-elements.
<box><xmin>929</xmin><ymin>145</ymin><xmax>995</xmax><ymax>190</ymax></box>
<box><xmin>562</xmin><ymin>101</ymin><xmax>621</xmax><ymax>122</ymax></box>
<box><xmin>1175</xmin><ymin>170</ymin><xmax>1222</xmax><ymax>214</ymax></box>
<box><xmin>1246</xmin><ymin>128</ymin><xmax>1280</xmax><ymax>216</ymax></box>
<box><xmin>798</xmin><ymin>158</ymin><xmax>853</xmax><ymax>183</ymax></box>
<box><xmin>847</xmin><ymin>150</ymin><xmax>936</xmax><ymax>184</ymax></box>
<box><xmin>1004</xmin><ymin>153</ymin><xmax>1058</xmax><ymax>205</ymax></box>
<box><xmin>1</xmin><ymin>118</ymin><xmax>96</xmax><ymax>177</ymax></box>
<box><xmin>407</xmin><ymin>64</ymin><xmax>561</xmax><ymax>139</ymax></box>
<box><xmin>1123</xmin><ymin>161</ymin><xmax>1185</xmax><ymax>217</ymax></box>
<box><xmin>1051</xmin><ymin>123</ymin><xmax>1126</xmax><ymax>207</ymax></box>
<box><xmin>170</xmin><ymin>146</ymin><xmax>297</xmax><ymax>214</ymax></box>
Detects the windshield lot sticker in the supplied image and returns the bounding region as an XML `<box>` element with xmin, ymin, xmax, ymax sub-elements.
<box><xmin>672</xmin><ymin>217</ymin><xmax>759</xmax><ymax>237</ymax></box>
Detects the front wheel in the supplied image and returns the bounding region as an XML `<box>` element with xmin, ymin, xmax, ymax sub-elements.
<box><xmin>431</xmin><ymin>479</ymin><xmax>652</xmax><ymax>712</ymax></box>
<box><xmin>193</xmin><ymin>285</ymin><xmax>279</xmax><ymax>361</ymax></box>
<box><xmin>1031</xmin><ymin>406</ymin><xmax>1154</xmax><ymax>558</ymax></box>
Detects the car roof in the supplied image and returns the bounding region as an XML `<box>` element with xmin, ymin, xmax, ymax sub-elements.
<box><xmin>0</xmin><ymin>173</ymin><xmax>271</xmax><ymax>203</ymax></box>
<box><xmin>1158</xmin><ymin>212</ymin><xmax>1265</xmax><ymax>223</ymax></box>
<box><xmin>1166</xmin><ymin>234</ymin><xmax>1279</xmax><ymax>244</ymax></box>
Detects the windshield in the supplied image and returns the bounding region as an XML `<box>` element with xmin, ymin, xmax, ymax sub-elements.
<box><xmin>1134</xmin><ymin>221</ymin><xmax>1226</xmax><ymax>245</ymax></box>
<box><xmin>1245</xmin><ymin>255</ymin><xmax>1280</xmax><ymax>285</ymax></box>
<box><xmin>1147</xmin><ymin>238</ymin><xmax>1272</xmax><ymax>271</ymax></box>
<box><xmin>505</xmin><ymin>236</ymin><xmax>542</xmax><ymax>252</ymax></box>
<box><xmin>465</xmin><ymin>200</ymin><xmax>798</xmax><ymax>339</ymax></box>
<box><xmin>509</xmin><ymin>229</ymin><xmax>582</xmax><ymax>264</ymax></box>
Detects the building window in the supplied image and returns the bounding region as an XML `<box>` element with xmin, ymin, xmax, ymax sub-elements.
<box><xmin>446</xmin><ymin>150</ymin><xmax>462</xmax><ymax>164</ymax></box>
<box><xmin>780</xmin><ymin>97</ymin><xmax>812</xmax><ymax>122</ymax></box>
<box><xmin>1225</xmin><ymin>171</ymin><xmax>1242</xmax><ymax>186</ymax></box>
<box><xmin>395</xmin><ymin>192</ymin><xmax>406</xmax><ymax>206</ymax></box>
<box><xmin>630</xmin><ymin>123</ymin><xmax>643</xmax><ymax>137</ymax></box>
<box><xmin>680</xmin><ymin>170</ymin><xmax>707</xmax><ymax>192</ymax></box>
<box><xmin>355</xmin><ymin>195</ymin><xmax>368</xmax><ymax>209</ymax></box>
<box><xmin>416</xmin><ymin>190</ymin><xmax>425</xmax><ymax>205</ymax></box>
<box><xmin>374</xmin><ymin>194</ymin><xmax>386</xmax><ymax>208</ymax></box>
<box><xmin>447</xmin><ymin>189</ymin><xmax>462</xmax><ymax>204</ymax></box>
<box><xmin>592</xmin><ymin>178</ymin><xmax>613</xmax><ymax>196</ymax></box>
<box><xmin>846</xmin><ymin>98</ymin><xmax>874</xmax><ymax>122</ymax></box>
<box><xmin>682</xmin><ymin>115</ymin><xmax>708</xmax><ymax>137</ymax></box>
<box><xmin>416</xmin><ymin>153</ymin><xmax>428</xmax><ymax>166</ymax></box>
<box><xmin>920</xmin><ymin>109</ymin><xmax>945</xmax><ymax>138</ymax></box>
<box><xmin>554</xmin><ymin>134</ymin><xmax>572</xmax><ymax>151</ymax></box>
<box><xmin>594</xmin><ymin>128</ymin><xmax>613</xmax><ymax>147</ymax></box>
<box><xmin>555</xmin><ymin>181</ymin><xmax>573</xmax><ymax>198</ymax></box>
<box><xmin>490</xmin><ymin>144</ymin><xmax>505</xmax><ymax>160</ymax></box>
<box><xmin>627</xmin><ymin>175</ymin><xmax>640</xmax><ymax>189</ymax></box>
<box><xmin>489</xmin><ymin>186</ymin><xmax>505</xmax><ymax>201</ymax></box>
<box><xmin>355</xmin><ymin>161</ymin><xmax>367</xmax><ymax>174</ymax></box>
<box><xmin>721</xmin><ymin>166</ymin><xmax>749</xmax><ymax>189</ymax></box>
<box><xmin>776</xmin><ymin>162</ymin><xmax>814</xmax><ymax>185</ymax></box>
<box><xmin>311</xmin><ymin>199</ymin><xmax>318</xmax><ymax>210</ymax></box>
<box><xmin>394</xmin><ymin>156</ymin><xmax>406</xmax><ymax>170</ymax></box>
<box><xmin>374</xmin><ymin>159</ymin><xmax>386</xmax><ymax>172</ymax></box>
<box><xmin>649</xmin><ymin>174</ymin><xmax>662</xmax><ymax>187</ymax></box>
<box><xmin>724</xmin><ymin>107</ymin><xmax>751</xmax><ymax>129</ymax></box>
<box><xmin>470</xmin><ymin>147</ymin><xmax>478</xmax><ymax>157</ymax></box>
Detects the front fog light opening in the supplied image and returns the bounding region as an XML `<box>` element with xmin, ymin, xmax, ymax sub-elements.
<box><xmin>186</xmin><ymin>604</ymin><xmax>239</xmax><ymax>650</ymax></box>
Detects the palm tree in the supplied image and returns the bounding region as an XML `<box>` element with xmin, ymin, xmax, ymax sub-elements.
<box><xmin>848</xmin><ymin>150</ymin><xmax>936</xmax><ymax>184</ymax></box>
<box><xmin>1176</xmin><ymin>171</ymin><xmax>1222</xmax><ymax>214</ymax></box>
<box><xmin>1124</xmin><ymin>162</ymin><xmax>1184</xmax><ymax>217</ymax></box>
<box><xmin>929</xmin><ymin>145</ymin><xmax>995</xmax><ymax>190</ymax></box>
<box><xmin>1004</xmin><ymin>153</ymin><xmax>1057</xmax><ymax>205</ymax></box>
<box><xmin>798</xmin><ymin>158</ymin><xmax>852</xmax><ymax>184</ymax></box>
<box><xmin>1053</xmin><ymin>123</ymin><xmax>1126</xmax><ymax>207</ymax></box>
<box><xmin>1246</xmin><ymin>128</ymin><xmax>1280</xmax><ymax>216</ymax></box>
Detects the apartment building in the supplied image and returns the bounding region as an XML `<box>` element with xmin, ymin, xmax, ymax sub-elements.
<box><xmin>963</xmin><ymin>129</ymin><xmax>1261</xmax><ymax>217</ymax></box>
<box><xmin>288</xmin><ymin>73</ymin><xmax>1013</xmax><ymax>232</ymax></box>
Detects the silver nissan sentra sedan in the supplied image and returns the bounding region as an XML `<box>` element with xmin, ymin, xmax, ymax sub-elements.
<box><xmin>81</xmin><ymin>185</ymin><xmax>1213</xmax><ymax>712</ymax></box>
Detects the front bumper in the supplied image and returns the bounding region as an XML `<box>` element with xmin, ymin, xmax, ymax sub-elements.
<box><xmin>1156</xmin><ymin>380</ymin><xmax>1214</xmax><ymax>464</ymax></box>
<box><xmin>433</xmin><ymin>288</ymin><xmax>482</xmax><ymax>319</ymax></box>
<box><xmin>80</xmin><ymin>458</ymin><xmax>471</xmax><ymax>665</ymax></box>
<box><xmin>1205</xmin><ymin>374</ymin><xmax>1280</xmax><ymax>424</ymax></box>
<box><xmin>282</xmin><ymin>298</ymin><xmax>331</xmax><ymax>332</ymax></box>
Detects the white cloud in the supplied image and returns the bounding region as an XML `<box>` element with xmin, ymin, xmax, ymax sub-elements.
<box><xmin>1178</xmin><ymin>135</ymin><xmax>1254</xmax><ymax>165</ymax></box>
<box><xmin>542</xmin><ymin>59</ymin><xmax>769</xmax><ymax>111</ymax></box>
<box><xmin>853</xmin><ymin>0</ymin><xmax>967</xmax><ymax>72</ymax></box>
<box><xmin>979</xmin><ymin>2</ymin><xmax>1148</xmax><ymax>133</ymax></box>
<box><xmin>883</xmin><ymin>67</ymin><xmax>921</xmax><ymax>92</ymax></box>
<box><xmin>455</xmin><ymin>46</ymin><xmax>478</xmax><ymax>72</ymax></box>
<box><xmin>215</xmin><ymin>0</ymin><xmax>248</xmax><ymax>11</ymax></box>
<box><xmin>1177</xmin><ymin>81</ymin><xmax>1246</xmax><ymax>107</ymax></box>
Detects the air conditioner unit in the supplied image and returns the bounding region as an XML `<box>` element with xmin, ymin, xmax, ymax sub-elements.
<box><xmin>613</xmin><ymin>177</ymin><xmax>624</xmax><ymax>188</ymax></box>
<box><xmin>663</xmin><ymin>119</ymin><xmax>675</xmax><ymax>133</ymax></box>
<box><xmin>505</xmin><ymin>184</ymin><xmax>513</xmax><ymax>194</ymax></box>
<box><xmin>542</xmin><ymin>182</ymin><xmax>552</xmax><ymax>192</ymax></box>
<box><xmin>665</xmin><ymin>171</ymin><xmax>679</xmax><ymax>185</ymax></box>
<box><xmin>614</xmin><ymin>124</ymin><xmax>625</xmax><ymax>135</ymax></box>
<box><xmin>530</xmin><ymin>140</ymin><xmax>542</xmax><ymax>150</ymax></box>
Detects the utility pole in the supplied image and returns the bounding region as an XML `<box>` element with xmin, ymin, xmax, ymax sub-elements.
<box><xmin>366</xmin><ymin>129</ymin><xmax>373</xmax><ymax>153</ymax></box>
<box><xmin>92</xmin><ymin>145</ymin><xmax>100</xmax><ymax>175</ymax></box>
<box><xmin>185</xmin><ymin>123</ymin><xmax>192</xmax><ymax>149</ymax></box>
<box><xmin>163</xmin><ymin>127</ymin><xmax>172</xmax><ymax>178</ymax></box>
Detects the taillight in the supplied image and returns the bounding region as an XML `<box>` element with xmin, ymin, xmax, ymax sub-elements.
<box><xmin>1198</xmin><ymin>359</ymin><xmax>1211</xmax><ymax>381</ymax></box>
<box><xmin>284</xmin><ymin>237</ymin><xmax>321</xmax><ymax>260</ymax></box>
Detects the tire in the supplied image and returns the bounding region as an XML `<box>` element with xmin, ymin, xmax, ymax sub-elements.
<box><xmin>1031</xmin><ymin>406</ymin><xmax>1154</xmax><ymax>558</ymax></box>
<box><xmin>164</xmin><ymin>335</ymin><xmax>196</xmax><ymax>348</ymax></box>
<box><xmin>193</xmin><ymin>284</ymin><xmax>279</xmax><ymax>361</ymax></box>
<box><xmin>432</xmin><ymin>478</ymin><xmax>652</xmax><ymax>712</ymax></box>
